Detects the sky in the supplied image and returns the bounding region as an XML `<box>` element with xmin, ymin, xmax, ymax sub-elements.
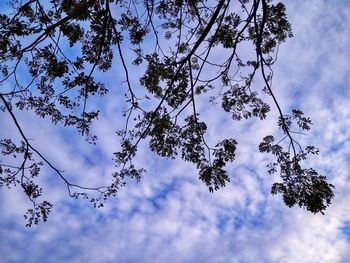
<box><xmin>1</xmin><ymin>0</ymin><xmax>350</xmax><ymax>262</ymax></box>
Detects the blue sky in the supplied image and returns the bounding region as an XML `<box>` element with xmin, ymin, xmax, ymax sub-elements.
<box><xmin>1</xmin><ymin>0</ymin><xmax>350</xmax><ymax>262</ymax></box>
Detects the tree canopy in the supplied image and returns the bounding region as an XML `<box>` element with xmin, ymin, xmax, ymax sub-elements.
<box><xmin>0</xmin><ymin>0</ymin><xmax>334</xmax><ymax>226</ymax></box>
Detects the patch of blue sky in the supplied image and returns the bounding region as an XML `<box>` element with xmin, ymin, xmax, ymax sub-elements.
<box><xmin>340</xmin><ymin>221</ymin><xmax>350</xmax><ymax>242</ymax></box>
<box><xmin>215</xmin><ymin>194</ymin><xmax>280</xmax><ymax>234</ymax></box>
<box><xmin>328</xmin><ymin>140</ymin><xmax>347</xmax><ymax>155</ymax></box>
<box><xmin>120</xmin><ymin>178</ymin><xmax>182</xmax><ymax>220</ymax></box>
<box><xmin>66</xmin><ymin>139</ymin><xmax>111</xmax><ymax>168</ymax></box>
<box><xmin>235</xmin><ymin>204</ymin><xmax>267</xmax><ymax>230</ymax></box>
<box><xmin>146</xmin><ymin>179</ymin><xmax>179</xmax><ymax>205</ymax></box>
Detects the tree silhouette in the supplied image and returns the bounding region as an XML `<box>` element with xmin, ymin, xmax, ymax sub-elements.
<box><xmin>0</xmin><ymin>0</ymin><xmax>334</xmax><ymax>226</ymax></box>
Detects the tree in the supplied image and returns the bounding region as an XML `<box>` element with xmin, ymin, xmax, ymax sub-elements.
<box><xmin>0</xmin><ymin>0</ymin><xmax>334</xmax><ymax>226</ymax></box>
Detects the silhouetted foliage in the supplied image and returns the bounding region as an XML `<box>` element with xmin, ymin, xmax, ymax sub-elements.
<box><xmin>0</xmin><ymin>0</ymin><xmax>334</xmax><ymax>226</ymax></box>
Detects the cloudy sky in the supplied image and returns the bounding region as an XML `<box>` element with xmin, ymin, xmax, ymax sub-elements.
<box><xmin>1</xmin><ymin>0</ymin><xmax>350</xmax><ymax>262</ymax></box>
